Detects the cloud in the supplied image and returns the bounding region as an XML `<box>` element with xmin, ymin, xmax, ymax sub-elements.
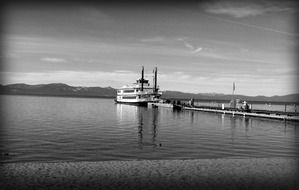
<box><xmin>192</xmin><ymin>47</ymin><xmax>203</xmax><ymax>54</ymax></box>
<box><xmin>40</xmin><ymin>57</ymin><xmax>66</xmax><ymax>63</ymax></box>
<box><xmin>202</xmin><ymin>0</ymin><xmax>293</xmax><ymax>18</ymax></box>
<box><xmin>203</xmin><ymin>13</ymin><xmax>298</xmax><ymax>36</ymax></box>
<box><xmin>181</xmin><ymin>40</ymin><xmax>194</xmax><ymax>49</ymax></box>
<box><xmin>206</xmin><ymin>6</ymin><xmax>264</xmax><ymax>18</ymax></box>
<box><xmin>177</xmin><ymin>38</ymin><xmax>203</xmax><ymax>54</ymax></box>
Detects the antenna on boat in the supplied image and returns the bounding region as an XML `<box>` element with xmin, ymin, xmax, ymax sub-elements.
<box><xmin>141</xmin><ymin>66</ymin><xmax>144</xmax><ymax>91</ymax></box>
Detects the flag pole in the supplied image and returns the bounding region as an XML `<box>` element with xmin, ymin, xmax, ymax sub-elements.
<box><xmin>232</xmin><ymin>82</ymin><xmax>235</xmax><ymax>95</ymax></box>
<box><xmin>232</xmin><ymin>82</ymin><xmax>236</xmax><ymax>108</ymax></box>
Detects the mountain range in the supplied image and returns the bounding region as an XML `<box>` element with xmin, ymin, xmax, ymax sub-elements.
<box><xmin>0</xmin><ymin>83</ymin><xmax>298</xmax><ymax>103</ymax></box>
<box><xmin>0</xmin><ymin>83</ymin><xmax>116</xmax><ymax>98</ymax></box>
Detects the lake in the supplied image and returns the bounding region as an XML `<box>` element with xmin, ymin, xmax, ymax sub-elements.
<box><xmin>1</xmin><ymin>95</ymin><xmax>298</xmax><ymax>163</ymax></box>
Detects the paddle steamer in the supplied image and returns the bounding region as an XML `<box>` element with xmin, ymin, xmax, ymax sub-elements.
<box><xmin>115</xmin><ymin>66</ymin><xmax>161</xmax><ymax>106</ymax></box>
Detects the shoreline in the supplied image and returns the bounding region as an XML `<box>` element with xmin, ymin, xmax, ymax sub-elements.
<box><xmin>1</xmin><ymin>158</ymin><xmax>298</xmax><ymax>190</ymax></box>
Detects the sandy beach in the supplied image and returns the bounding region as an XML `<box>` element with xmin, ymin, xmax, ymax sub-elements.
<box><xmin>1</xmin><ymin>158</ymin><xmax>298</xmax><ymax>190</ymax></box>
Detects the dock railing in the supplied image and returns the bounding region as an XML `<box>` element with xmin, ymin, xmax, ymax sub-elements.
<box><xmin>177</xmin><ymin>99</ymin><xmax>299</xmax><ymax>117</ymax></box>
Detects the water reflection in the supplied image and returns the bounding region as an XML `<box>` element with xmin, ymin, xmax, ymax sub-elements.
<box><xmin>217</xmin><ymin>114</ymin><xmax>225</xmax><ymax>129</ymax></box>
<box><xmin>230</xmin><ymin>116</ymin><xmax>236</xmax><ymax>144</ymax></box>
<box><xmin>116</xmin><ymin>104</ymin><xmax>159</xmax><ymax>149</ymax></box>
<box><xmin>190</xmin><ymin>112</ymin><xmax>194</xmax><ymax>124</ymax></box>
<box><xmin>137</xmin><ymin>108</ymin><xmax>143</xmax><ymax>149</ymax></box>
<box><xmin>244</xmin><ymin>117</ymin><xmax>250</xmax><ymax>132</ymax></box>
<box><xmin>116</xmin><ymin>103</ymin><xmax>298</xmax><ymax>157</ymax></box>
<box><xmin>137</xmin><ymin>107</ymin><xmax>159</xmax><ymax>149</ymax></box>
<box><xmin>230</xmin><ymin>115</ymin><xmax>236</xmax><ymax>129</ymax></box>
<box><xmin>116</xmin><ymin>104</ymin><xmax>138</xmax><ymax>123</ymax></box>
<box><xmin>152</xmin><ymin>109</ymin><xmax>158</xmax><ymax>147</ymax></box>
<box><xmin>218</xmin><ymin>113</ymin><xmax>254</xmax><ymax>130</ymax></box>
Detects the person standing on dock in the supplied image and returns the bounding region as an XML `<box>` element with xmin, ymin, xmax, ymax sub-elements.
<box><xmin>242</xmin><ymin>101</ymin><xmax>251</xmax><ymax>112</ymax></box>
<box><xmin>189</xmin><ymin>98</ymin><xmax>194</xmax><ymax>108</ymax></box>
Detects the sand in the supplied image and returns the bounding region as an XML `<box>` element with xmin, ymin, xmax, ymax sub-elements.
<box><xmin>1</xmin><ymin>158</ymin><xmax>298</xmax><ymax>190</ymax></box>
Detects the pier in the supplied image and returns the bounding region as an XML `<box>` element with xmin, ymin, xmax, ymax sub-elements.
<box><xmin>183</xmin><ymin>106</ymin><xmax>299</xmax><ymax>121</ymax></box>
<box><xmin>150</xmin><ymin>103</ymin><xmax>299</xmax><ymax>122</ymax></box>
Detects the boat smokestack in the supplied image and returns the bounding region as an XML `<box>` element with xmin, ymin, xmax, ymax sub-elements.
<box><xmin>141</xmin><ymin>66</ymin><xmax>144</xmax><ymax>91</ymax></box>
<box><xmin>154</xmin><ymin>67</ymin><xmax>157</xmax><ymax>93</ymax></box>
<box><xmin>152</xmin><ymin>69</ymin><xmax>155</xmax><ymax>92</ymax></box>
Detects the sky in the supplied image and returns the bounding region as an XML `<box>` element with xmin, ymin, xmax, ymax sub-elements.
<box><xmin>1</xmin><ymin>0</ymin><xmax>298</xmax><ymax>96</ymax></box>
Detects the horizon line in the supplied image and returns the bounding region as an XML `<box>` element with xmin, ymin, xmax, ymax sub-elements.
<box><xmin>1</xmin><ymin>82</ymin><xmax>298</xmax><ymax>97</ymax></box>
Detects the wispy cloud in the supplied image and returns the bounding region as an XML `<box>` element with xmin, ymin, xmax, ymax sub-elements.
<box><xmin>192</xmin><ymin>47</ymin><xmax>203</xmax><ymax>54</ymax></box>
<box><xmin>206</xmin><ymin>6</ymin><xmax>264</xmax><ymax>18</ymax></box>
<box><xmin>40</xmin><ymin>57</ymin><xmax>66</xmax><ymax>63</ymax></box>
<box><xmin>202</xmin><ymin>0</ymin><xmax>293</xmax><ymax>18</ymax></box>
<box><xmin>177</xmin><ymin>38</ymin><xmax>203</xmax><ymax>54</ymax></box>
<box><xmin>203</xmin><ymin>13</ymin><xmax>298</xmax><ymax>36</ymax></box>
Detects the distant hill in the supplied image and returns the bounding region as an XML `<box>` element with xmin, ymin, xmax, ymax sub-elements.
<box><xmin>161</xmin><ymin>90</ymin><xmax>299</xmax><ymax>103</ymax></box>
<box><xmin>0</xmin><ymin>83</ymin><xmax>117</xmax><ymax>98</ymax></box>
<box><xmin>0</xmin><ymin>83</ymin><xmax>298</xmax><ymax>103</ymax></box>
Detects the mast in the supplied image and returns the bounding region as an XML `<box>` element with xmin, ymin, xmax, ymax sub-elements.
<box><xmin>153</xmin><ymin>68</ymin><xmax>155</xmax><ymax>93</ymax></box>
<box><xmin>154</xmin><ymin>67</ymin><xmax>157</xmax><ymax>93</ymax></box>
<box><xmin>141</xmin><ymin>66</ymin><xmax>144</xmax><ymax>91</ymax></box>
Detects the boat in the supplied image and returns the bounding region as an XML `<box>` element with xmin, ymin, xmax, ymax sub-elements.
<box><xmin>115</xmin><ymin>66</ymin><xmax>162</xmax><ymax>106</ymax></box>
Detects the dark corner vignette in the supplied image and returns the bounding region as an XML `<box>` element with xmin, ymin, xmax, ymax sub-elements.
<box><xmin>0</xmin><ymin>0</ymin><xmax>6</xmax><ymax>164</ymax></box>
<box><xmin>296</xmin><ymin>3</ymin><xmax>299</xmax><ymax>103</ymax></box>
<box><xmin>295</xmin><ymin>2</ymin><xmax>299</xmax><ymax>177</ymax></box>
<box><xmin>292</xmin><ymin>1</ymin><xmax>299</xmax><ymax>173</ymax></box>
<box><xmin>0</xmin><ymin>1</ymin><xmax>298</xmax><ymax>190</ymax></box>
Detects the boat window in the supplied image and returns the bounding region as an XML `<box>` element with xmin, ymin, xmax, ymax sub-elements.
<box><xmin>123</xmin><ymin>90</ymin><xmax>135</xmax><ymax>93</ymax></box>
<box><xmin>122</xmin><ymin>96</ymin><xmax>137</xmax><ymax>99</ymax></box>
<box><xmin>117</xmin><ymin>90</ymin><xmax>122</xmax><ymax>93</ymax></box>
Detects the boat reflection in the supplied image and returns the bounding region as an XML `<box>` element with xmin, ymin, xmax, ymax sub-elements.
<box><xmin>137</xmin><ymin>109</ymin><xmax>144</xmax><ymax>149</ymax></box>
<box><xmin>152</xmin><ymin>109</ymin><xmax>158</xmax><ymax>147</ymax></box>
<box><xmin>116</xmin><ymin>104</ymin><xmax>138</xmax><ymax>123</ymax></box>
<box><xmin>116</xmin><ymin>104</ymin><xmax>160</xmax><ymax>149</ymax></box>
<box><xmin>137</xmin><ymin>108</ymin><xmax>160</xmax><ymax>149</ymax></box>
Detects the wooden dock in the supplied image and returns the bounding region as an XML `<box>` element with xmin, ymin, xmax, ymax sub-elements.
<box><xmin>150</xmin><ymin>103</ymin><xmax>299</xmax><ymax>122</ymax></box>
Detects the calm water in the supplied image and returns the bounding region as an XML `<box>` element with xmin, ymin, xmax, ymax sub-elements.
<box><xmin>1</xmin><ymin>95</ymin><xmax>298</xmax><ymax>163</ymax></box>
